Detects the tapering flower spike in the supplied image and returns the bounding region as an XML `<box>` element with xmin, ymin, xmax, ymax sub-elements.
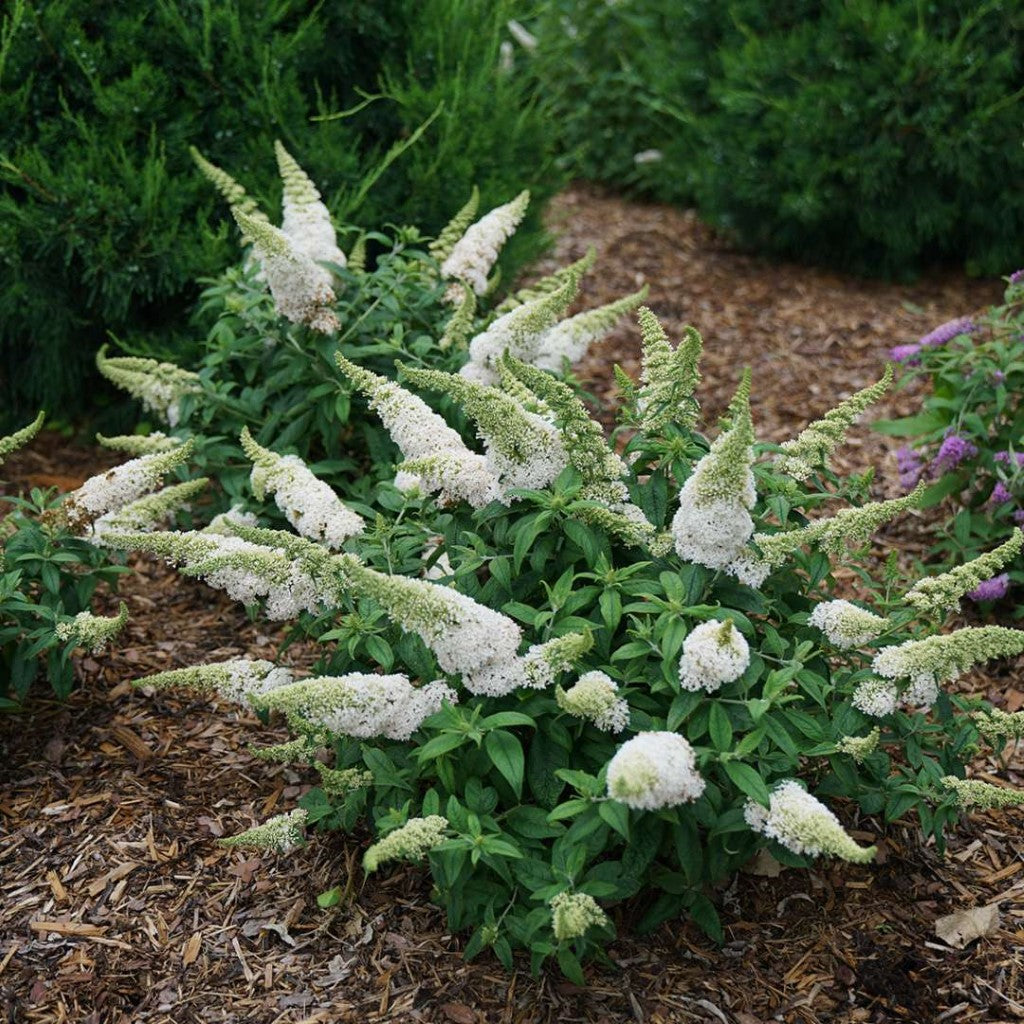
<box><xmin>634</xmin><ymin>308</ymin><xmax>703</xmax><ymax>433</ymax></box>
<box><xmin>940</xmin><ymin>776</ymin><xmax>1024</xmax><ymax>810</ymax></box>
<box><xmin>462</xmin><ymin>277</ymin><xmax>580</xmax><ymax>385</ymax></box>
<box><xmin>232</xmin><ymin>208</ymin><xmax>338</xmax><ymax>332</ymax></box>
<box><xmin>744</xmin><ymin>781</ymin><xmax>875</xmax><ymax>863</ymax></box>
<box><xmin>336</xmin><ymin>354</ymin><xmax>501</xmax><ymax>508</ymax></box>
<box><xmin>55</xmin><ymin>602</ymin><xmax>129</xmax><ymax>653</ymax></box>
<box><xmin>240</xmin><ymin>427</ymin><xmax>363</xmax><ymax>548</ymax></box>
<box><xmin>837</xmin><ymin>727</ymin><xmax>880</xmax><ymax>763</ymax></box>
<box><xmin>774</xmin><ymin>366</ymin><xmax>894</xmax><ymax>480</ymax></box>
<box><xmin>671</xmin><ymin>371</ymin><xmax>756</xmax><ymax>573</ymax></box>
<box><xmin>61</xmin><ymin>440</ymin><xmax>195</xmax><ymax>532</ymax></box>
<box><xmin>96</xmin><ymin>346</ymin><xmax>200</xmax><ymax>427</ymax></box>
<box><xmin>440</xmin><ymin>190</ymin><xmax>529</xmax><ymax>295</ymax></box>
<box><xmin>555</xmin><ymin>671</ymin><xmax>629</xmax><ymax>732</ymax></box>
<box><xmin>438</xmin><ymin>284</ymin><xmax>477</xmax><ymax>351</ymax></box>
<box><xmin>531</xmin><ymin>287</ymin><xmax>649</xmax><ymax>371</ymax></box>
<box><xmin>522</xmin><ymin>631</ymin><xmax>594</xmax><ymax>688</ymax></box>
<box><xmin>490</xmin><ymin>248</ymin><xmax>597</xmax><ymax>320</ymax></box>
<box><xmin>363</xmin><ymin>816</ymin><xmax>449</xmax><ymax>873</ymax></box>
<box><xmin>430</xmin><ymin>186</ymin><xmax>480</xmax><ymax>263</ymax></box>
<box><xmin>95</xmin><ymin>432</ymin><xmax>181</xmax><ymax>455</ymax></box>
<box><xmin>972</xmin><ymin>707</ymin><xmax>1024</xmax><ymax>743</ymax></box>
<box><xmin>93</xmin><ymin>478</ymin><xmax>209</xmax><ymax>537</ymax></box>
<box><xmin>872</xmin><ymin>626</ymin><xmax>1024</xmax><ymax>699</ymax></box>
<box><xmin>737</xmin><ymin>485</ymin><xmax>925</xmax><ymax>587</ymax></box>
<box><xmin>133</xmin><ymin>658</ymin><xmax>294</xmax><ymax>704</ymax></box>
<box><xmin>606</xmin><ymin>732</ymin><xmax>705</xmax><ymax>810</ymax></box>
<box><xmin>0</xmin><ymin>412</ymin><xmax>44</xmax><ymax>464</ymax></box>
<box><xmin>220</xmin><ymin>809</ymin><xmax>308</xmax><ymax>853</ymax></box>
<box><xmin>274</xmin><ymin>140</ymin><xmax>345</xmax><ymax>268</ymax></box>
<box><xmin>190</xmin><ymin>146</ymin><xmax>268</xmax><ymax>222</ymax></box>
<box><xmin>338</xmin><ymin>557</ymin><xmax>525</xmax><ymax>696</ymax></box>
<box><xmin>255</xmin><ymin>673</ymin><xmax>457</xmax><ymax>742</ymax></box>
<box><xmin>808</xmin><ymin>599</ymin><xmax>887</xmax><ymax>649</ymax></box>
<box><xmin>904</xmin><ymin>529</ymin><xmax>1023</xmax><ymax>616</ymax></box>
<box><xmin>398</xmin><ymin>364</ymin><xmax>568</xmax><ymax>492</ymax></box>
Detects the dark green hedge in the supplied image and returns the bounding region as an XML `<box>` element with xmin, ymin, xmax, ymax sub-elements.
<box><xmin>0</xmin><ymin>0</ymin><xmax>563</xmax><ymax>427</ymax></box>
<box><xmin>525</xmin><ymin>0</ymin><xmax>1024</xmax><ymax>279</ymax></box>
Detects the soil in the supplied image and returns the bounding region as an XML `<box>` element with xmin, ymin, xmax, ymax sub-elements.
<box><xmin>2</xmin><ymin>185</ymin><xmax>1022</xmax><ymax>1024</ymax></box>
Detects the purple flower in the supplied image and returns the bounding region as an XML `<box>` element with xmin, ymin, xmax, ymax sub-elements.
<box><xmin>919</xmin><ymin>317</ymin><xmax>976</xmax><ymax>348</ymax></box>
<box><xmin>895</xmin><ymin>445</ymin><xmax>923</xmax><ymax>489</ymax></box>
<box><xmin>993</xmin><ymin>370</ymin><xmax>1006</xmax><ymax>383</ymax></box>
<box><xmin>994</xmin><ymin>451</ymin><xmax>1024</xmax><ymax>467</ymax></box>
<box><xmin>967</xmin><ymin>573</ymin><xmax>1010</xmax><ymax>602</ymax></box>
<box><xmin>889</xmin><ymin>343</ymin><xmax>922</xmax><ymax>364</ymax></box>
<box><xmin>1009</xmin><ymin>269</ymin><xmax>1024</xmax><ymax>285</ymax></box>
<box><xmin>990</xmin><ymin>482</ymin><xmax>1013</xmax><ymax>506</ymax></box>
<box><xmin>931</xmin><ymin>434</ymin><xmax>978</xmax><ymax>475</ymax></box>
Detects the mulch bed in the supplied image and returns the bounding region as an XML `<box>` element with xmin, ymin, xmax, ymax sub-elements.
<box><xmin>2</xmin><ymin>185</ymin><xmax>1023</xmax><ymax>1023</ymax></box>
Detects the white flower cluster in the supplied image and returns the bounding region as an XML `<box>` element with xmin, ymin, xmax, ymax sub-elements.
<box><xmin>220</xmin><ymin>809</ymin><xmax>308</xmax><ymax>853</ymax></box>
<box><xmin>851</xmin><ymin>677</ymin><xmax>898</xmax><ymax>717</ymax></box>
<box><xmin>233</xmin><ymin>209</ymin><xmax>338</xmax><ymax>333</ymax></box>
<box><xmin>606</xmin><ymin>732</ymin><xmax>705</xmax><ymax>810</ymax></box>
<box><xmin>677</xmin><ymin>619</ymin><xmax>750</xmax><ymax>693</ymax></box>
<box><xmin>549</xmin><ymin>892</ymin><xmax>609</xmax><ymax>941</ymax></box>
<box><xmin>242</xmin><ymin>429</ymin><xmax>363</xmax><ymax>549</ymax></box>
<box><xmin>63</xmin><ymin>442</ymin><xmax>194</xmax><ymax>532</ymax></box>
<box><xmin>940</xmin><ymin>776</ymin><xmax>1024</xmax><ymax>810</ymax></box>
<box><xmin>555</xmin><ymin>671</ymin><xmax>630</xmax><ymax>732</ymax></box>
<box><xmin>337</xmin><ymin>357</ymin><xmax>502</xmax><ymax>508</ymax></box>
<box><xmin>484</xmin><ymin>410</ymin><xmax>568</xmax><ymax>492</ymax></box>
<box><xmin>258</xmin><ymin>673</ymin><xmax>457</xmax><ymax>741</ymax></box>
<box><xmin>92</xmin><ymin>479</ymin><xmax>208</xmax><ymax>541</ymax></box>
<box><xmin>440</xmin><ymin>191</ymin><xmax>529</xmax><ymax>295</ymax></box>
<box><xmin>836</xmin><ymin>727</ymin><xmax>880</xmax><ymax>764</ymax></box>
<box><xmin>275</xmin><ymin>141</ymin><xmax>346</xmax><ymax>268</ymax></box>
<box><xmin>744</xmin><ymin>781</ymin><xmax>876</xmax><ymax>863</ymax></box>
<box><xmin>96</xmin><ymin>432</ymin><xmax>181</xmax><ymax>455</ymax></box>
<box><xmin>363</xmin><ymin>815</ymin><xmax>449</xmax><ymax>873</ymax></box>
<box><xmin>133</xmin><ymin>658</ymin><xmax>295</xmax><ymax>705</ymax></box>
<box><xmin>808</xmin><ymin>599</ymin><xmax>887</xmax><ymax>649</ymax></box>
<box><xmin>55</xmin><ymin>602</ymin><xmax>129</xmax><ymax>654</ymax></box>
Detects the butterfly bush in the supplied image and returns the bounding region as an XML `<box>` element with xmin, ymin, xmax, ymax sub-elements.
<box><xmin>100</xmin><ymin>209</ymin><xmax>1024</xmax><ymax>979</ymax></box>
<box><xmin>881</xmin><ymin>274</ymin><xmax>1024</xmax><ymax>601</ymax></box>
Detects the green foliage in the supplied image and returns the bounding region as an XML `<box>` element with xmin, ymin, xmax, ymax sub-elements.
<box><xmin>0</xmin><ymin>428</ymin><xmax>128</xmax><ymax>708</ymax></box>
<box><xmin>522</xmin><ymin>0</ymin><xmax>1024</xmax><ymax>277</ymax></box>
<box><xmin>878</xmin><ymin>275</ymin><xmax>1024</xmax><ymax>606</ymax></box>
<box><xmin>0</xmin><ymin>0</ymin><xmax>562</xmax><ymax>427</ymax></box>
<box><xmin>113</xmin><ymin>294</ymin><xmax>1023</xmax><ymax>974</ymax></box>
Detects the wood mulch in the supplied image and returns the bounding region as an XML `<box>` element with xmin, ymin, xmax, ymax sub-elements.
<box><xmin>2</xmin><ymin>185</ymin><xmax>1024</xmax><ymax>1023</ymax></box>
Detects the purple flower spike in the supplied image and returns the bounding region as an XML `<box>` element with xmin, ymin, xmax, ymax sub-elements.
<box><xmin>994</xmin><ymin>451</ymin><xmax>1024</xmax><ymax>466</ymax></box>
<box><xmin>993</xmin><ymin>370</ymin><xmax>1006</xmax><ymax>383</ymax></box>
<box><xmin>990</xmin><ymin>482</ymin><xmax>1013</xmax><ymax>506</ymax></box>
<box><xmin>1015</xmin><ymin>509</ymin><xmax>1024</xmax><ymax>525</ymax></box>
<box><xmin>931</xmin><ymin>434</ymin><xmax>978</xmax><ymax>475</ymax></box>
<box><xmin>890</xmin><ymin>343</ymin><xmax>922</xmax><ymax>364</ymax></box>
<box><xmin>1009</xmin><ymin>269</ymin><xmax>1024</xmax><ymax>285</ymax></box>
<box><xmin>919</xmin><ymin>317</ymin><xmax>976</xmax><ymax>348</ymax></box>
<box><xmin>895</xmin><ymin>446</ymin><xmax>923</xmax><ymax>490</ymax></box>
<box><xmin>967</xmin><ymin>573</ymin><xmax>1010</xmax><ymax>602</ymax></box>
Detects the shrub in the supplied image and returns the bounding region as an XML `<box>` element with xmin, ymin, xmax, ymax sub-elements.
<box><xmin>0</xmin><ymin>0</ymin><xmax>562</xmax><ymax>427</ymax></box>
<box><xmin>0</xmin><ymin>414</ymin><xmax>130</xmax><ymax>707</ymax></box>
<box><xmin>522</xmin><ymin>1</ymin><xmax>1024</xmax><ymax>277</ymax></box>
<box><xmin>876</xmin><ymin>273</ymin><xmax>1024</xmax><ymax>606</ymax></box>
<box><xmin>99</xmin><ymin>148</ymin><xmax>643</xmax><ymax>508</ymax></box>
<box><xmin>93</xmin><ymin>288</ymin><xmax>1024</xmax><ymax>976</ymax></box>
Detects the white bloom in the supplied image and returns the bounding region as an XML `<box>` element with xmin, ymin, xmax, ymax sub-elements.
<box><xmin>483</xmin><ymin>410</ymin><xmax>568</xmax><ymax>492</ymax></box>
<box><xmin>550</xmin><ymin>892</ymin><xmax>609</xmax><ymax>941</ymax></box>
<box><xmin>400</xmin><ymin>450</ymin><xmax>503</xmax><ymax>509</ymax></box>
<box><xmin>678</xmin><ymin>619</ymin><xmax>750</xmax><ymax>693</ymax></box>
<box><xmin>220</xmin><ymin>809</ymin><xmax>308</xmax><ymax>853</ymax></box>
<box><xmin>672</xmin><ymin>494</ymin><xmax>754</xmax><ymax>572</ymax></box>
<box><xmin>809</xmin><ymin>600</ymin><xmax>886</xmax><ymax>649</ymax></box>
<box><xmin>606</xmin><ymin>732</ymin><xmax>705</xmax><ymax>810</ymax></box>
<box><xmin>55</xmin><ymin>602</ymin><xmax>129</xmax><ymax>654</ymax></box>
<box><xmin>364</xmin><ymin>815</ymin><xmax>449</xmax><ymax>872</ymax></box>
<box><xmin>744</xmin><ymin>781</ymin><xmax>875</xmax><ymax>863</ymax></box>
<box><xmin>441</xmin><ymin>191</ymin><xmax>529</xmax><ymax>295</ymax></box>
<box><xmin>275</xmin><ymin>141</ymin><xmax>346</xmax><ymax>268</ymax></box>
<box><xmin>259</xmin><ymin>673</ymin><xmax>456</xmax><ymax>741</ymax></box>
<box><xmin>393</xmin><ymin>470</ymin><xmax>425</xmax><ymax>496</ymax></box>
<box><xmin>851</xmin><ymin>677</ymin><xmax>899</xmax><ymax>718</ymax></box>
<box><xmin>901</xmin><ymin>673</ymin><xmax>939</xmax><ymax>710</ymax></box>
<box><xmin>556</xmin><ymin>671</ymin><xmax>629</xmax><ymax>732</ymax></box>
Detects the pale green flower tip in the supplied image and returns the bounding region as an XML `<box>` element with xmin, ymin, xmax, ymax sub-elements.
<box><xmin>845</xmin><ymin>843</ymin><xmax>877</xmax><ymax>865</ymax></box>
<box><xmin>363</xmin><ymin>815</ymin><xmax>449</xmax><ymax>874</ymax></box>
<box><xmin>550</xmin><ymin>891</ymin><xmax>609</xmax><ymax>942</ymax></box>
<box><xmin>218</xmin><ymin>808</ymin><xmax>308</xmax><ymax>853</ymax></box>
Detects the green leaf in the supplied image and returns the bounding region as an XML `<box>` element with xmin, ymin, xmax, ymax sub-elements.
<box><xmin>484</xmin><ymin>730</ymin><xmax>524</xmax><ymax>798</ymax></box>
<box><xmin>527</xmin><ymin>730</ymin><xmax>570</xmax><ymax>808</ymax></box>
<box><xmin>708</xmin><ymin>703</ymin><xmax>733</xmax><ymax>751</ymax></box>
<box><xmin>722</xmin><ymin>761</ymin><xmax>770</xmax><ymax>807</ymax></box>
<box><xmin>598</xmin><ymin>800</ymin><xmax>630</xmax><ymax>840</ymax></box>
<box><xmin>872</xmin><ymin>411</ymin><xmax>947</xmax><ymax>437</ymax></box>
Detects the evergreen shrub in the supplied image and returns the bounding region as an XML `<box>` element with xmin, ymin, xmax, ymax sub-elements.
<box><xmin>0</xmin><ymin>0</ymin><xmax>562</xmax><ymax>427</ymax></box>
